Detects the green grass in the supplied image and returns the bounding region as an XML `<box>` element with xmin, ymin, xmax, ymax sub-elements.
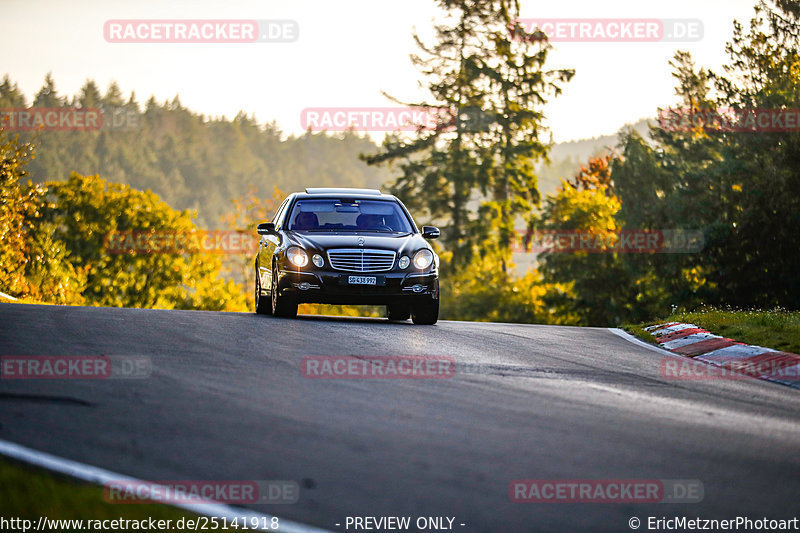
<box><xmin>623</xmin><ymin>323</ymin><xmax>659</xmax><ymax>345</ymax></box>
<box><xmin>0</xmin><ymin>456</ymin><xmax>198</xmax><ymax>526</ymax></box>
<box><xmin>623</xmin><ymin>308</ymin><xmax>800</xmax><ymax>354</ymax></box>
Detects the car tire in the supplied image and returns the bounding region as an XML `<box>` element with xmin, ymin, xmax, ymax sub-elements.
<box><xmin>386</xmin><ymin>304</ymin><xmax>411</xmax><ymax>321</ymax></box>
<box><xmin>271</xmin><ymin>263</ymin><xmax>298</xmax><ymax>318</ymax></box>
<box><xmin>255</xmin><ymin>264</ymin><xmax>272</xmax><ymax>315</ymax></box>
<box><xmin>411</xmin><ymin>298</ymin><xmax>439</xmax><ymax>325</ymax></box>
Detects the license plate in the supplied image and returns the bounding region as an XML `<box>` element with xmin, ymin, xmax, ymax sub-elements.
<box><xmin>348</xmin><ymin>276</ymin><xmax>377</xmax><ymax>285</ymax></box>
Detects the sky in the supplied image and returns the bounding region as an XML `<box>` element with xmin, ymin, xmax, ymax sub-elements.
<box><xmin>2</xmin><ymin>0</ymin><xmax>759</xmax><ymax>143</ymax></box>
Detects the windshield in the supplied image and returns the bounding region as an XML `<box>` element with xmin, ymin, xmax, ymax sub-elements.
<box><xmin>287</xmin><ymin>199</ymin><xmax>414</xmax><ymax>233</ymax></box>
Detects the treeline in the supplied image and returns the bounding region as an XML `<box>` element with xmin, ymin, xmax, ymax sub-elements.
<box><xmin>3</xmin><ymin>0</ymin><xmax>797</xmax><ymax>326</ymax></box>
<box><xmin>0</xmin><ymin>74</ymin><xmax>393</xmax><ymax>227</ymax></box>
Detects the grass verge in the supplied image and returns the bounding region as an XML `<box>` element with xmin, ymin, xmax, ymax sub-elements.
<box><xmin>0</xmin><ymin>455</ymin><xmax>197</xmax><ymax>524</ymax></box>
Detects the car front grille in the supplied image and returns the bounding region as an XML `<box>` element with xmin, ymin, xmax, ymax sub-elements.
<box><xmin>327</xmin><ymin>249</ymin><xmax>396</xmax><ymax>272</ymax></box>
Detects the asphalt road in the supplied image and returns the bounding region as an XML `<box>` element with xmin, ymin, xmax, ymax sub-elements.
<box><xmin>1</xmin><ymin>303</ymin><xmax>799</xmax><ymax>532</ymax></box>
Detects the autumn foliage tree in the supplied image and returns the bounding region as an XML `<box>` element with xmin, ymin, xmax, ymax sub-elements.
<box><xmin>1</xmin><ymin>129</ymin><xmax>86</xmax><ymax>304</ymax></box>
<box><xmin>2</xmin><ymin>127</ymin><xmax>247</xmax><ymax>310</ymax></box>
<box><xmin>40</xmin><ymin>173</ymin><xmax>247</xmax><ymax>311</ymax></box>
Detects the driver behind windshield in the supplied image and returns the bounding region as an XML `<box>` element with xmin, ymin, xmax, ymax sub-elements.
<box><xmin>356</xmin><ymin>214</ymin><xmax>381</xmax><ymax>231</ymax></box>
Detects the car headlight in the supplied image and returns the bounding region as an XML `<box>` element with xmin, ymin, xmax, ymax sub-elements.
<box><xmin>413</xmin><ymin>249</ymin><xmax>433</xmax><ymax>269</ymax></box>
<box><xmin>312</xmin><ymin>254</ymin><xmax>324</xmax><ymax>268</ymax></box>
<box><xmin>287</xmin><ymin>246</ymin><xmax>308</xmax><ymax>267</ymax></box>
<box><xmin>398</xmin><ymin>256</ymin><xmax>410</xmax><ymax>269</ymax></box>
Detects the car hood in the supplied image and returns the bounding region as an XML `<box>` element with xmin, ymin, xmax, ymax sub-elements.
<box><xmin>286</xmin><ymin>232</ymin><xmax>429</xmax><ymax>256</ymax></box>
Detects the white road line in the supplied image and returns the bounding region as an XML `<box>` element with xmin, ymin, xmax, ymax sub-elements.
<box><xmin>0</xmin><ymin>438</ymin><xmax>332</xmax><ymax>533</ymax></box>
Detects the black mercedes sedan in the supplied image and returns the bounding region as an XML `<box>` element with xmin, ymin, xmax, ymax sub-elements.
<box><xmin>254</xmin><ymin>188</ymin><xmax>440</xmax><ymax>324</ymax></box>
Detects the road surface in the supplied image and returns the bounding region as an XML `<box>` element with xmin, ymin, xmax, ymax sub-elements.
<box><xmin>1</xmin><ymin>303</ymin><xmax>799</xmax><ymax>532</ymax></box>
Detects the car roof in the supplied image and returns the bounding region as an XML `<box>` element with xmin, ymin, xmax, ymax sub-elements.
<box><xmin>295</xmin><ymin>187</ymin><xmax>398</xmax><ymax>201</ymax></box>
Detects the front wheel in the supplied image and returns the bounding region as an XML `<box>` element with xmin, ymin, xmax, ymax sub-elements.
<box><xmin>411</xmin><ymin>298</ymin><xmax>439</xmax><ymax>325</ymax></box>
<box><xmin>271</xmin><ymin>264</ymin><xmax>298</xmax><ymax>318</ymax></box>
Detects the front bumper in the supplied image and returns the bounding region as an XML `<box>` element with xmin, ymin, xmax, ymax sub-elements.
<box><xmin>275</xmin><ymin>267</ymin><xmax>439</xmax><ymax>305</ymax></box>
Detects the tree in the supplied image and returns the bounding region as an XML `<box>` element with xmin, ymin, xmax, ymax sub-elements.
<box><xmin>102</xmin><ymin>81</ymin><xmax>125</xmax><ymax>107</ymax></box>
<box><xmin>705</xmin><ymin>0</ymin><xmax>800</xmax><ymax>308</ymax></box>
<box><xmin>33</xmin><ymin>73</ymin><xmax>66</xmax><ymax>108</ymax></box>
<box><xmin>0</xmin><ymin>74</ymin><xmax>27</xmax><ymax>108</ymax></box>
<box><xmin>78</xmin><ymin>80</ymin><xmax>102</xmax><ymax>108</ymax></box>
<box><xmin>364</xmin><ymin>0</ymin><xmax>489</xmax><ymax>266</ymax></box>
<box><xmin>538</xmin><ymin>175</ymin><xmax>632</xmax><ymax>326</ymax></box>
<box><xmin>475</xmin><ymin>1</ymin><xmax>574</xmax><ymax>264</ymax></box>
<box><xmin>41</xmin><ymin>172</ymin><xmax>247</xmax><ymax>311</ymax></box>
<box><xmin>0</xmin><ymin>130</ymin><xmax>86</xmax><ymax>303</ymax></box>
<box><xmin>0</xmin><ymin>130</ymin><xmax>37</xmax><ymax>296</ymax></box>
<box><xmin>614</xmin><ymin>1</ymin><xmax>800</xmax><ymax>311</ymax></box>
<box><xmin>569</xmin><ymin>152</ymin><xmax>615</xmax><ymax>192</ymax></box>
<box><xmin>364</xmin><ymin>0</ymin><xmax>572</xmax><ymax>268</ymax></box>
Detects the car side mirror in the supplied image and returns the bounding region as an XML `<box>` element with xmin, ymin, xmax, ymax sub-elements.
<box><xmin>422</xmin><ymin>226</ymin><xmax>440</xmax><ymax>239</ymax></box>
<box><xmin>257</xmin><ymin>222</ymin><xmax>276</xmax><ymax>235</ymax></box>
